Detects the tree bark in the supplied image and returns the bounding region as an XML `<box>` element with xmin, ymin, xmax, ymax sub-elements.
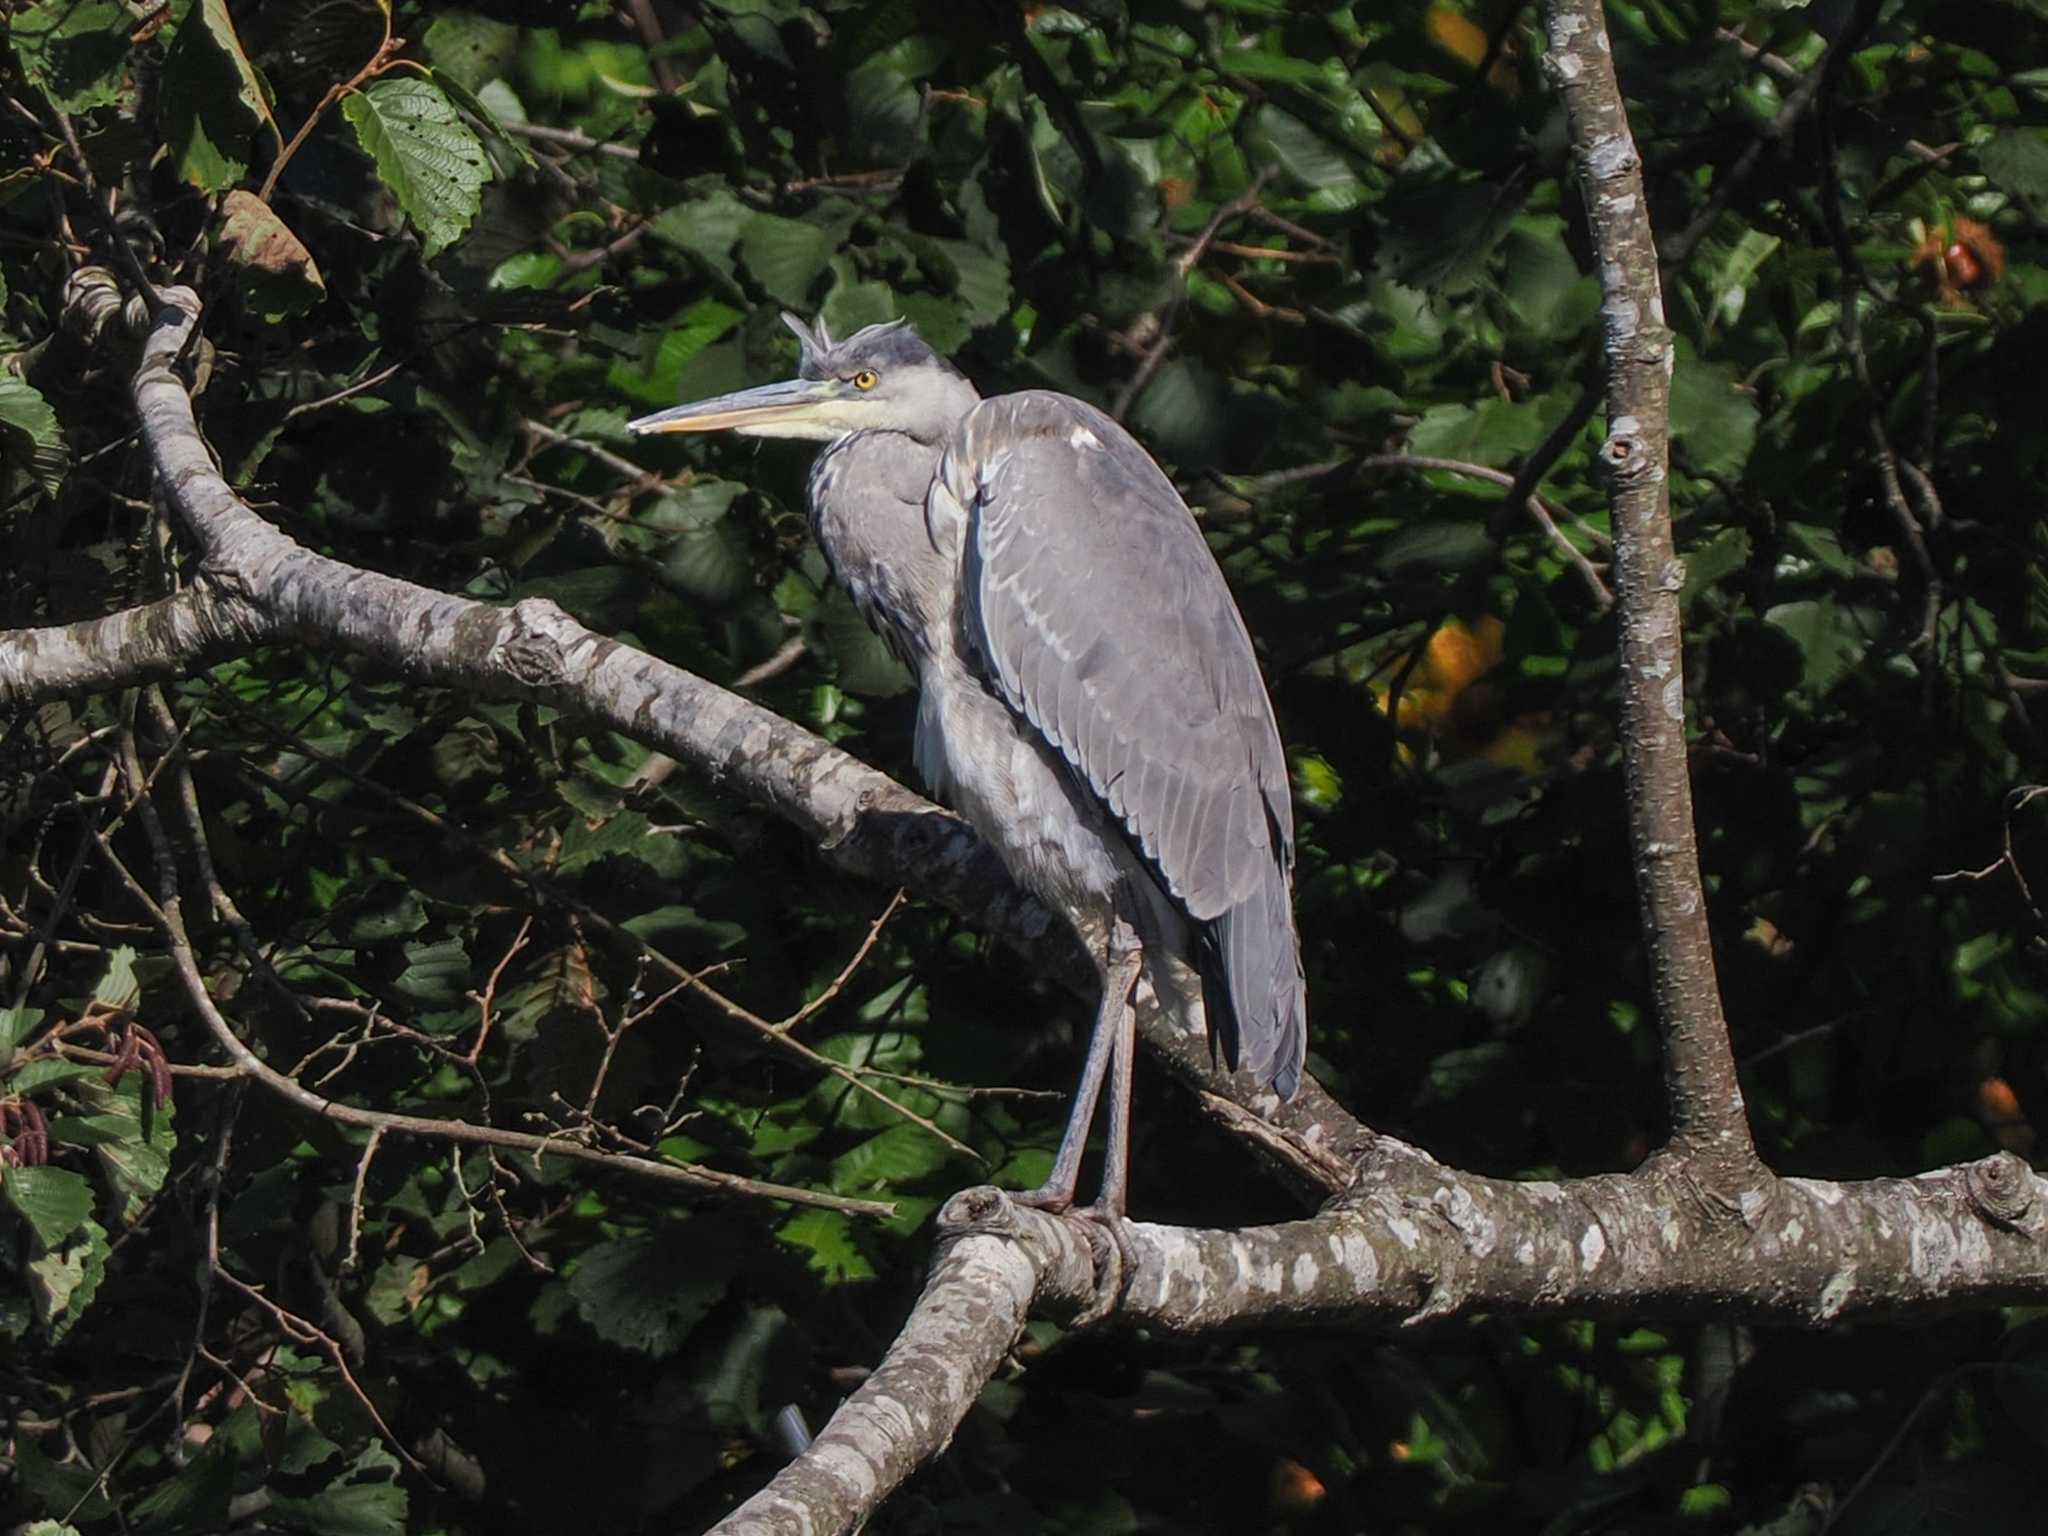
<box><xmin>1542</xmin><ymin>0</ymin><xmax>1759</xmax><ymax>1183</ymax></box>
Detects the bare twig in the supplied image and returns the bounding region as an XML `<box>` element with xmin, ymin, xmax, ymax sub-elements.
<box><xmin>1114</xmin><ymin>170</ymin><xmax>1277</xmax><ymax>420</ymax></box>
<box><xmin>500</xmin><ymin>120</ymin><xmax>642</xmax><ymax>160</ymax></box>
<box><xmin>103</xmin><ymin>717</ymin><xmax>891</xmax><ymax>1216</ymax></box>
<box><xmin>775</xmin><ymin>890</ymin><xmax>908</xmax><ymax>1035</ymax></box>
<box><xmin>1357</xmin><ymin>452</ymin><xmax>1613</xmax><ymax>609</ymax></box>
<box><xmin>259</xmin><ymin>15</ymin><xmax>400</xmax><ymax>202</ymax></box>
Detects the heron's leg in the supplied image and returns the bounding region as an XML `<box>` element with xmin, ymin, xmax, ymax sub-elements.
<box><xmin>1015</xmin><ymin>918</ymin><xmax>1143</xmax><ymax>1215</ymax></box>
<box><xmin>1072</xmin><ymin>920</ymin><xmax>1142</xmax><ymax>1292</ymax></box>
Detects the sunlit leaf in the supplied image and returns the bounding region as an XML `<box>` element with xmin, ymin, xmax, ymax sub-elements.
<box><xmin>343</xmin><ymin>77</ymin><xmax>490</xmax><ymax>256</ymax></box>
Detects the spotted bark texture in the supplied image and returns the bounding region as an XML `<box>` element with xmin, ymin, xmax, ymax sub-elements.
<box><xmin>1541</xmin><ymin>0</ymin><xmax>1755</xmax><ymax>1180</ymax></box>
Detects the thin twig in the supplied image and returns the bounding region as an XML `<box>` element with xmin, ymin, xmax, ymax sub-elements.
<box><xmin>775</xmin><ymin>890</ymin><xmax>908</xmax><ymax>1034</ymax></box>
<box><xmin>1358</xmin><ymin>451</ymin><xmax>1614</xmax><ymax>609</ymax></box>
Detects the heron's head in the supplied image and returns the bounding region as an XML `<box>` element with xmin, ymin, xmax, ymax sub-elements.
<box><xmin>628</xmin><ymin>314</ymin><xmax>980</xmax><ymax>447</ymax></box>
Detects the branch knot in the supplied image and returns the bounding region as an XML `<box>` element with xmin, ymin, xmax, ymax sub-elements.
<box><xmin>1964</xmin><ymin>1152</ymin><xmax>2037</xmax><ymax>1231</ymax></box>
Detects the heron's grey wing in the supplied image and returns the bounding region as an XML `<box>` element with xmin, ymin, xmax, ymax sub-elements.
<box><xmin>938</xmin><ymin>391</ymin><xmax>1306</xmax><ymax>1096</ymax></box>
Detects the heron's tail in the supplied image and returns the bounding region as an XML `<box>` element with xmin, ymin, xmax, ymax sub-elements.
<box><xmin>1200</xmin><ymin>869</ymin><xmax>1307</xmax><ymax>1100</ymax></box>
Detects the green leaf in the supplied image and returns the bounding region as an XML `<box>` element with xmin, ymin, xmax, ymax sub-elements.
<box><xmin>127</xmin><ymin>1440</ymin><xmax>235</xmax><ymax>1531</ymax></box>
<box><xmin>777</xmin><ymin>1208</ymin><xmax>876</xmax><ymax>1282</ymax></box>
<box><xmin>1251</xmin><ymin>105</ymin><xmax>1364</xmax><ymax>211</ymax></box>
<box><xmin>1978</xmin><ymin>128</ymin><xmax>2048</xmax><ymax>210</ymax></box>
<box><xmin>162</xmin><ymin>0</ymin><xmax>274</xmax><ymax>192</ymax></box>
<box><xmin>649</xmin><ymin>189</ymin><xmax>754</xmax><ymax>283</ymax></box>
<box><xmin>1500</xmin><ymin>218</ymin><xmax>1599</xmax><ymax>339</ymax></box>
<box><xmin>0</xmin><ymin>375</ymin><xmax>68</xmax><ymax>495</ymax></box>
<box><xmin>1670</xmin><ymin>349</ymin><xmax>1758</xmax><ymax>479</ymax></box>
<box><xmin>77</xmin><ymin>1076</ymin><xmax>177</xmax><ymax>1225</ymax></box>
<box><xmin>566</xmin><ymin>1228</ymin><xmax>735</xmax><ymax>1356</ymax></box>
<box><xmin>394</xmin><ymin>938</ymin><xmax>472</xmax><ymax>1007</ymax></box>
<box><xmin>0</xmin><ymin>1006</ymin><xmax>42</xmax><ymax>1055</ymax></box>
<box><xmin>738</xmin><ymin>212</ymin><xmax>837</xmax><ymax>310</ymax></box>
<box><xmin>829</xmin><ymin>1122</ymin><xmax>950</xmax><ymax>1192</ymax></box>
<box><xmin>1376</xmin><ymin>518</ymin><xmax>1494</xmax><ymax>574</ymax></box>
<box><xmin>1681</xmin><ymin>527</ymin><xmax>1751</xmax><ymax>610</ymax></box>
<box><xmin>1763</xmin><ymin>599</ymin><xmax>1870</xmax><ymax>696</ymax></box>
<box><xmin>267</xmin><ymin>1478</ymin><xmax>409</xmax><ymax>1536</ymax></box>
<box><xmin>218</xmin><ymin>190</ymin><xmax>327</xmax><ymax>322</ymax></box>
<box><xmin>4</xmin><ymin>1165</ymin><xmax>94</xmax><ymax>1248</ymax></box>
<box><xmin>10</xmin><ymin>0</ymin><xmax>130</xmax><ymax>112</ymax></box>
<box><xmin>1407</xmin><ymin>398</ymin><xmax>1552</xmax><ymax>468</ymax></box>
<box><xmin>808</xmin><ymin>584</ymin><xmax>911</xmax><ymax>698</ymax></box>
<box><xmin>6</xmin><ymin>1060</ymin><xmax>98</xmax><ymax>1095</ymax></box>
<box><xmin>422</xmin><ymin>11</ymin><xmax>520</xmax><ymax>91</ymax></box>
<box><xmin>92</xmin><ymin>943</ymin><xmax>140</xmax><ymax>1010</ymax></box>
<box><xmin>342</xmin><ymin>77</ymin><xmax>490</xmax><ymax>258</ymax></box>
<box><xmin>25</xmin><ymin>1217</ymin><xmax>106</xmax><ymax>1341</ymax></box>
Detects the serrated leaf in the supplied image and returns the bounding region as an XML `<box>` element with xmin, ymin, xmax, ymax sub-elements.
<box><xmin>266</xmin><ymin>1479</ymin><xmax>409</xmax><ymax>1536</ymax></box>
<box><xmin>73</xmin><ymin>1077</ymin><xmax>177</xmax><ymax>1225</ymax></box>
<box><xmin>337</xmin><ymin>884</ymin><xmax>426</xmax><ymax>944</ymax></box>
<box><xmin>566</xmin><ymin>1228</ymin><xmax>735</xmax><ymax>1356</ymax></box>
<box><xmin>776</xmin><ymin>1208</ymin><xmax>875</xmax><ymax>1283</ymax></box>
<box><xmin>739</xmin><ymin>212</ymin><xmax>835</xmax><ymax>309</ymax></box>
<box><xmin>1763</xmin><ymin>599</ymin><xmax>1869</xmax><ymax>696</ymax></box>
<box><xmin>26</xmin><ymin>1216</ymin><xmax>107</xmax><ymax>1341</ymax></box>
<box><xmin>11</xmin><ymin>0</ymin><xmax>130</xmax><ymax>113</ymax></box>
<box><xmin>6</xmin><ymin>1060</ymin><xmax>98</xmax><ymax>1094</ymax></box>
<box><xmin>661</xmin><ymin>515</ymin><xmax>752</xmax><ymax>606</ymax></box>
<box><xmin>394</xmin><ymin>938</ymin><xmax>471</xmax><ymax>1007</ymax></box>
<box><xmin>1408</xmin><ymin>398</ymin><xmax>1552</xmax><ymax>468</ymax></box>
<box><xmin>428</xmin><ymin>67</ymin><xmax>537</xmax><ymax>168</ymax></box>
<box><xmin>92</xmin><ymin>944</ymin><xmax>140</xmax><ymax>1009</ymax></box>
<box><xmin>0</xmin><ymin>375</ymin><xmax>68</xmax><ymax>495</ymax></box>
<box><xmin>163</xmin><ymin>0</ymin><xmax>274</xmax><ymax>191</ymax></box>
<box><xmin>649</xmin><ymin>189</ymin><xmax>753</xmax><ymax>281</ymax></box>
<box><xmin>4</xmin><ymin>1165</ymin><xmax>94</xmax><ymax>1247</ymax></box>
<box><xmin>829</xmin><ymin>1122</ymin><xmax>949</xmax><ymax>1192</ymax></box>
<box><xmin>422</xmin><ymin>11</ymin><xmax>519</xmax><ymax>91</ymax></box>
<box><xmin>343</xmin><ymin>77</ymin><xmax>490</xmax><ymax>257</ymax></box>
<box><xmin>218</xmin><ymin>191</ymin><xmax>327</xmax><ymax>322</ymax></box>
<box><xmin>1670</xmin><ymin>350</ymin><xmax>1758</xmax><ymax>479</ymax></box>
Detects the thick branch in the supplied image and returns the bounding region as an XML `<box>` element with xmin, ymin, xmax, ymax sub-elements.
<box><xmin>0</xmin><ymin>584</ymin><xmax>273</xmax><ymax>706</ymax></box>
<box><xmin>1541</xmin><ymin>2</ymin><xmax>1756</xmax><ymax>1180</ymax></box>
<box><xmin>713</xmin><ymin>1190</ymin><xmax>1100</xmax><ymax>1535</ymax></box>
<box><xmin>719</xmin><ymin>1146</ymin><xmax>2048</xmax><ymax>1535</ymax></box>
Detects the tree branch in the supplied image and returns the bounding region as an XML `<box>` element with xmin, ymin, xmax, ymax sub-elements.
<box><xmin>0</xmin><ymin>585</ymin><xmax>272</xmax><ymax>706</ymax></box>
<box><xmin>716</xmin><ymin>1145</ymin><xmax>2048</xmax><ymax>1535</ymax></box>
<box><xmin>1542</xmin><ymin>1</ymin><xmax>1758</xmax><ymax>1183</ymax></box>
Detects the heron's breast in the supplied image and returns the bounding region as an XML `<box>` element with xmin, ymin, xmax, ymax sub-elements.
<box><xmin>915</xmin><ymin>657</ymin><xmax>1124</xmax><ymax>917</ymax></box>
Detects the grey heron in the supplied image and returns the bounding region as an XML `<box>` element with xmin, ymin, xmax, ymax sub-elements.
<box><xmin>628</xmin><ymin>314</ymin><xmax>1306</xmax><ymax>1234</ymax></box>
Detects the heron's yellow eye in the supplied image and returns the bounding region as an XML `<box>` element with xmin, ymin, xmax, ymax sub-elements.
<box><xmin>852</xmin><ymin>370</ymin><xmax>879</xmax><ymax>390</ymax></box>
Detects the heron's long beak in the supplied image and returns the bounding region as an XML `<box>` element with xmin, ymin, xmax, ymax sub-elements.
<box><xmin>627</xmin><ymin>378</ymin><xmax>849</xmax><ymax>439</ymax></box>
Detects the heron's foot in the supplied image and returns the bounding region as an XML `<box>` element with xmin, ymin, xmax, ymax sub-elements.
<box><xmin>1046</xmin><ymin>1201</ymin><xmax>1135</xmax><ymax>1328</ymax></box>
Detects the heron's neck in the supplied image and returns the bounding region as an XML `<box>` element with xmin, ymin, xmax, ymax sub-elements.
<box><xmin>807</xmin><ymin>430</ymin><xmax>954</xmax><ymax>669</ymax></box>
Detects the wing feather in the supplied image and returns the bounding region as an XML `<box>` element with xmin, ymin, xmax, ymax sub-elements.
<box><xmin>941</xmin><ymin>391</ymin><xmax>1306</xmax><ymax>1095</ymax></box>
